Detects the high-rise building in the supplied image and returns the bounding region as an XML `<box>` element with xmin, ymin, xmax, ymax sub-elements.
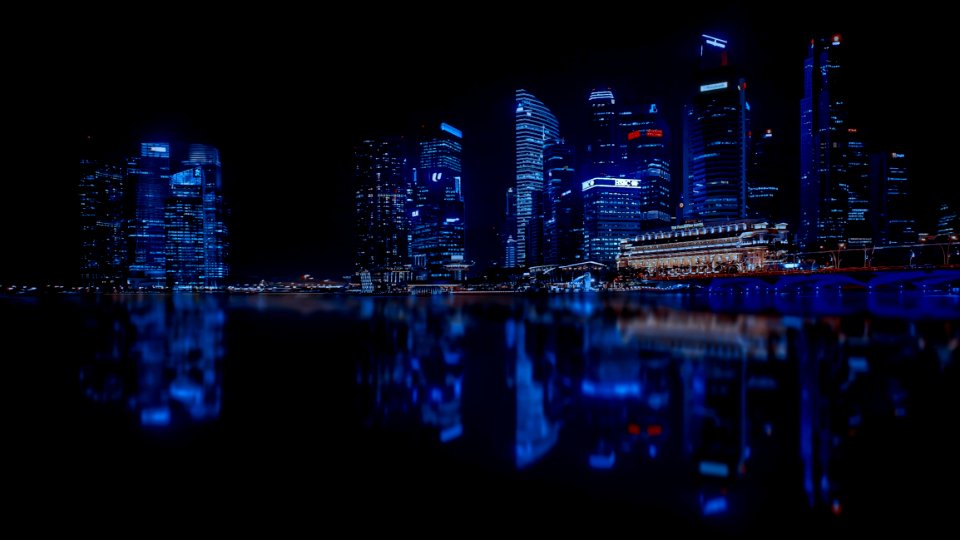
<box><xmin>411</xmin><ymin>123</ymin><xmax>466</xmax><ymax>281</ymax></box>
<box><xmin>79</xmin><ymin>157</ymin><xmax>126</xmax><ymax>286</ymax></box>
<box><xmin>515</xmin><ymin>89</ymin><xmax>560</xmax><ymax>267</ymax></box>
<box><xmin>747</xmin><ymin>129</ymin><xmax>782</xmax><ymax>223</ymax></box>
<box><xmin>354</xmin><ymin>137</ymin><xmax>410</xmax><ymax>284</ymax></box>
<box><xmin>502</xmin><ymin>187</ymin><xmax>517</xmax><ymax>268</ymax></box>
<box><xmin>80</xmin><ymin>141</ymin><xmax>229</xmax><ymax>290</ymax></box>
<box><xmin>799</xmin><ymin>34</ymin><xmax>853</xmax><ymax>250</ymax></box>
<box><xmin>842</xmin><ymin>128</ymin><xmax>872</xmax><ymax>248</ymax></box>
<box><xmin>872</xmin><ymin>151</ymin><xmax>915</xmax><ymax>246</ymax></box>
<box><xmin>166</xmin><ymin>168</ymin><xmax>205</xmax><ymax>289</ymax></box>
<box><xmin>586</xmin><ymin>89</ymin><xmax>619</xmax><ymax>179</ymax></box>
<box><xmin>625</xmin><ymin>103</ymin><xmax>672</xmax><ymax>230</ymax></box>
<box><xmin>129</xmin><ymin>143</ymin><xmax>171</xmax><ymax>288</ymax></box>
<box><xmin>543</xmin><ymin>140</ymin><xmax>582</xmax><ymax>264</ymax></box>
<box><xmin>937</xmin><ymin>202</ymin><xmax>959</xmax><ymax>237</ymax></box>
<box><xmin>582</xmin><ymin>177</ymin><xmax>644</xmax><ymax>264</ymax></box>
<box><xmin>683</xmin><ymin>35</ymin><xmax>749</xmax><ymax>222</ymax></box>
<box><xmin>182</xmin><ymin>144</ymin><xmax>229</xmax><ymax>288</ymax></box>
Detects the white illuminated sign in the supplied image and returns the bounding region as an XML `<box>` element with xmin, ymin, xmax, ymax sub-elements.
<box><xmin>150</xmin><ymin>146</ymin><xmax>168</xmax><ymax>153</ymax></box>
<box><xmin>700</xmin><ymin>81</ymin><xmax>729</xmax><ymax>93</ymax></box>
<box><xmin>702</xmin><ymin>34</ymin><xmax>727</xmax><ymax>49</ymax></box>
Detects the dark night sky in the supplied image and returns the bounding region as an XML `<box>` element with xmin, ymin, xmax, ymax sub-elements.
<box><xmin>3</xmin><ymin>4</ymin><xmax>950</xmax><ymax>282</ymax></box>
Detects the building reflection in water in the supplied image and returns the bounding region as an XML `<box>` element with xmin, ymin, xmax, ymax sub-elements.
<box><xmin>355</xmin><ymin>296</ymin><xmax>464</xmax><ymax>443</ymax></box>
<box><xmin>79</xmin><ymin>295</ymin><xmax>224</xmax><ymax>427</ymax></box>
<box><xmin>354</xmin><ymin>293</ymin><xmax>959</xmax><ymax>522</ymax></box>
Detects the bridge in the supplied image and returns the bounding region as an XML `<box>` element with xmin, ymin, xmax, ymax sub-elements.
<box><xmin>647</xmin><ymin>267</ymin><xmax>960</xmax><ymax>293</ymax></box>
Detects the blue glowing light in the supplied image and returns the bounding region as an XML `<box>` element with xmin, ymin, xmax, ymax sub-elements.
<box><xmin>440</xmin><ymin>122</ymin><xmax>462</xmax><ymax>139</ymax></box>
<box><xmin>702</xmin><ymin>495</ymin><xmax>728</xmax><ymax>516</ymax></box>
<box><xmin>141</xmin><ymin>407</ymin><xmax>171</xmax><ymax>426</ymax></box>
<box><xmin>699</xmin><ymin>460</ymin><xmax>730</xmax><ymax>478</ymax></box>
<box><xmin>589</xmin><ymin>451</ymin><xmax>616</xmax><ymax>469</ymax></box>
<box><xmin>440</xmin><ymin>423</ymin><xmax>463</xmax><ymax>443</ymax></box>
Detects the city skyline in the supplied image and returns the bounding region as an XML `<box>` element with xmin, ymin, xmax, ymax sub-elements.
<box><xmin>5</xmin><ymin>6</ymin><xmax>951</xmax><ymax>282</ymax></box>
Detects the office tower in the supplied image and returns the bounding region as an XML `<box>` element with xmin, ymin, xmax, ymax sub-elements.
<box><xmin>586</xmin><ymin>89</ymin><xmax>618</xmax><ymax>179</ymax></box>
<box><xmin>800</xmin><ymin>34</ymin><xmax>857</xmax><ymax>250</ymax></box>
<box><xmin>747</xmin><ymin>129</ymin><xmax>782</xmax><ymax>222</ymax></box>
<box><xmin>129</xmin><ymin>143</ymin><xmax>171</xmax><ymax>288</ymax></box>
<box><xmin>872</xmin><ymin>151</ymin><xmax>915</xmax><ymax>245</ymax></box>
<box><xmin>166</xmin><ymin>168</ymin><xmax>205</xmax><ymax>289</ymax></box>
<box><xmin>182</xmin><ymin>144</ymin><xmax>229</xmax><ymax>288</ymax></box>
<box><xmin>515</xmin><ymin>89</ymin><xmax>560</xmax><ymax>267</ymax></box>
<box><xmin>683</xmin><ymin>35</ymin><xmax>748</xmax><ymax>222</ymax></box>
<box><xmin>502</xmin><ymin>187</ymin><xmax>517</xmax><ymax>268</ymax></box>
<box><xmin>79</xmin><ymin>156</ymin><xmax>127</xmax><ymax>286</ymax></box>
<box><xmin>543</xmin><ymin>140</ymin><xmax>582</xmax><ymax>265</ymax></box>
<box><xmin>582</xmin><ymin>177</ymin><xmax>644</xmax><ymax>264</ymax></box>
<box><xmin>411</xmin><ymin>122</ymin><xmax>466</xmax><ymax>281</ymax></box>
<box><xmin>937</xmin><ymin>203</ymin><xmax>959</xmax><ymax>237</ymax></box>
<box><xmin>842</xmin><ymin>128</ymin><xmax>872</xmax><ymax>247</ymax></box>
<box><xmin>354</xmin><ymin>137</ymin><xmax>410</xmax><ymax>277</ymax></box>
<box><xmin>625</xmin><ymin>103</ymin><xmax>672</xmax><ymax>230</ymax></box>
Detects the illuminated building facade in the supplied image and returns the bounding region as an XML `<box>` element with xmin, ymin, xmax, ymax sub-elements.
<box><xmin>515</xmin><ymin>89</ymin><xmax>560</xmax><ymax>267</ymax></box>
<box><xmin>411</xmin><ymin>122</ymin><xmax>466</xmax><ymax>281</ymax></box>
<box><xmin>747</xmin><ymin>129</ymin><xmax>782</xmax><ymax>223</ymax></box>
<box><xmin>129</xmin><ymin>142</ymin><xmax>171</xmax><ymax>288</ymax></box>
<box><xmin>618</xmin><ymin>220</ymin><xmax>789</xmax><ymax>278</ymax></box>
<box><xmin>166</xmin><ymin>168</ymin><xmax>205</xmax><ymax>289</ymax></box>
<box><xmin>582</xmin><ymin>177</ymin><xmax>644</xmax><ymax>264</ymax></box>
<box><xmin>872</xmin><ymin>151</ymin><xmax>915</xmax><ymax>246</ymax></box>
<box><xmin>543</xmin><ymin>141</ymin><xmax>583</xmax><ymax>264</ymax></box>
<box><xmin>625</xmin><ymin>103</ymin><xmax>672</xmax><ymax>230</ymax></box>
<box><xmin>683</xmin><ymin>35</ymin><xmax>749</xmax><ymax>222</ymax></box>
<box><xmin>79</xmin><ymin>157</ymin><xmax>127</xmax><ymax>286</ymax></box>
<box><xmin>182</xmin><ymin>144</ymin><xmax>229</xmax><ymax>288</ymax></box>
<box><xmin>586</xmin><ymin>89</ymin><xmax>619</xmax><ymax>179</ymax></box>
<box><xmin>354</xmin><ymin>137</ymin><xmax>411</xmax><ymax>285</ymax></box>
<box><xmin>800</xmin><ymin>34</ymin><xmax>859</xmax><ymax>250</ymax></box>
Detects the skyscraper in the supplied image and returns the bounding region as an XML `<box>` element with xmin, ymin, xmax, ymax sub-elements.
<box><xmin>166</xmin><ymin>167</ymin><xmax>205</xmax><ymax>289</ymax></box>
<box><xmin>872</xmin><ymin>151</ymin><xmax>915</xmax><ymax>246</ymax></box>
<box><xmin>411</xmin><ymin>122</ymin><xmax>466</xmax><ymax>281</ymax></box>
<box><xmin>683</xmin><ymin>35</ymin><xmax>748</xmax><ymax>222</ymax></box>
<box><xmin>582</xmin><ymin>177</ymin><xmax>644</xmax><ymax>264</ymax></box>
<box><xmin>79</xmin><ymin>157</ymin><xmax>126</xmax><ymax>286</ymax></box>
<box><xmin>183</xmin><ymin>144</ymin><xmax>229</xmax><ymax>288</ymax></box>
<box><xmin>354</xmin><ymin>137</ymin><xmax>410</xmax><ymax>284</ymax></box>
<box><xmin>129</xmin><ymin>143</ymin><xmax>171</xmax><ymax>288</ymax></box>
<box><xmin>515</xmin><ymin>89</ymin><xmax>560</xmax><ymax>267</ymax></box>
<box><xmin>543</xmin><ymin>140</ymin><xmax>582</xmax><ymax>264</ymax></box>
<box><xmin>800</xmin><ymin>34</ymin><xmax>851</xmax><ymax>250</ymax></box>
<box><xmin>586</xmin><ymin>89</ymin><xmax>619</xmax><ymax>179</ymax></box>
<box><xmin>748</xmin><ymin>129</ymin><xmax>783</xmax><ymax>222</ymax></box>
<box><xmin>625</xmin><ymin>103</ymin><xmax>672</xmax><ymax>230</ymax></box>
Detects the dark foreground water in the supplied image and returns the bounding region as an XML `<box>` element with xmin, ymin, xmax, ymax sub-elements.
<box><xmin>8</xmin><ymin>291</ymin><xmax>960</xmax><ymax>533</ymax></box>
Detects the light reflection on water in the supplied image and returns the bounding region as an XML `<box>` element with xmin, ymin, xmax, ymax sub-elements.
<box><xmin>36</xmin><ymin>291</ymin><xmax>960</xmax><ymax>530</ymax></box>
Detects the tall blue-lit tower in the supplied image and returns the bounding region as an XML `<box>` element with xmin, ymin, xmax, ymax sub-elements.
<box><xmin>166</xmin><ymin>167</ymin><xmax>205</xmax><ymax>289</ymax></box>
<box><xmin>411</xmin><ymin>122</ymin><xmax>467</xmax><ymax>281</ymax></box>
<box><xmin>800</xmin><ymin>34</ymin><xmax>850</xmax><ymax>250</ymax></box>
<box><xmin>683</xmin><ymin>35</ymin><xmax>748</xmax><ymax>222</ymax></box>
<box><xmin>129</xmin><ymin>142</ymin><xmax>171</xmax><ymax>288</ymax></box>
<box><xmin>515</xmin><ymin>89</ymin><xmax>560</xmax><ymax>267</ymax></box>
<box><xmin>182</xmin><ymin>144</ymin><xmax>229</xmax><ymax>288</ymax></box>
